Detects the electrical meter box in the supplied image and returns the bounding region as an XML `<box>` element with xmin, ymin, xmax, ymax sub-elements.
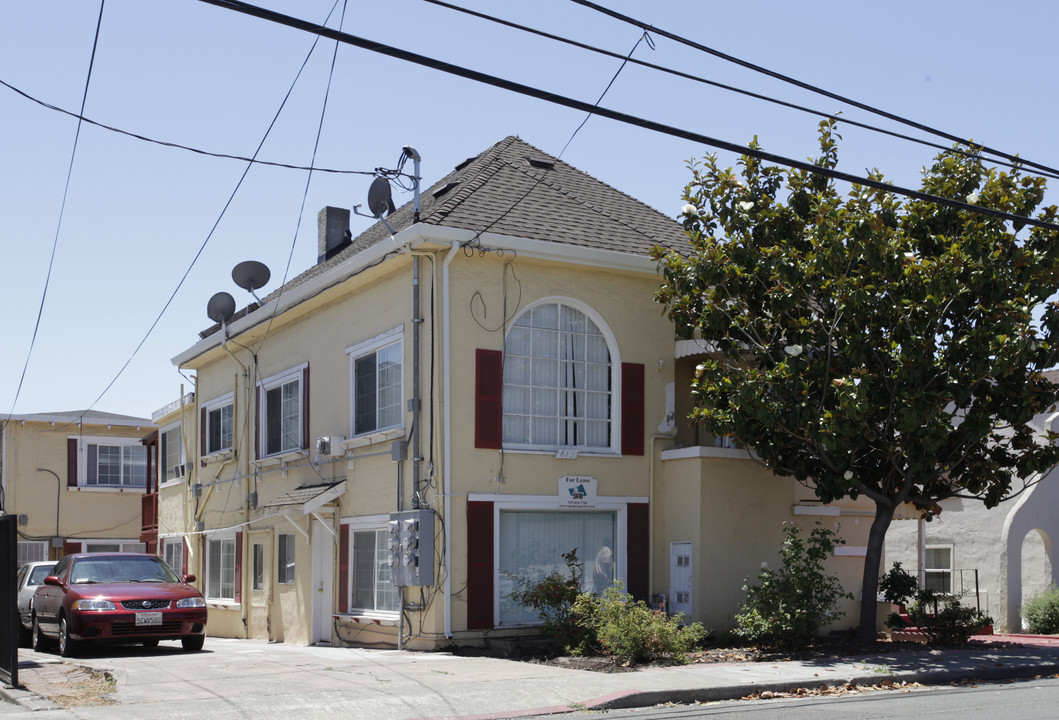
<box><xmin>387</xmin><ymin>509</ymin><xmax>435</xmax><ymax>586</ymax></box>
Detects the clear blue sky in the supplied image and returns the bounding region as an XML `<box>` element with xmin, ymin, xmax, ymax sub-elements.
<box><xmin>2</xmin><ymin>0</ymin><xmax>1056</xmax><ymax>419</ymax></box>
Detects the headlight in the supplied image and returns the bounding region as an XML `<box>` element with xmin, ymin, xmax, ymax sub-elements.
<box><xmin>176</xmin><ymin>596</ymin><xmax>205</xmax><ymax>608</ymax></box>
<box><xmin>71</xmin><ymin>598</ymin><xmax>116</xmax><ymax>611</ymax></box>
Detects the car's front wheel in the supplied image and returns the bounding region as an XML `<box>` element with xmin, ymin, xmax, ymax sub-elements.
<box><xmin>18</xmin><ymin>620</ymin><xmax>32</xmax><ymax>648</ymax></box>
<box><xmin>181</xmin><ymin>634</ymin><xmax>205</xmax><ymax>652</ymax></box>
<box><xmin>58</xmin><ymin>616</ymin><xmax>79</xmax><ymax>658</ymax></box>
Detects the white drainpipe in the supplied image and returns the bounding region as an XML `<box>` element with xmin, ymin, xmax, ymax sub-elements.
<box><xmin>441</xmin><ymin>241</ymin><xmax>461</xmax><ymax>638</ymax></box>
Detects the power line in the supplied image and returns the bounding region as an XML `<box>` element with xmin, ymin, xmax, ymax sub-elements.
<box><xmin>192</xmin><ymin>0</ymin><xmax>1059</xmax><ymax>233</ymax></box>
<box><xmin>5</xmin><ymin>0</ymin><xmax>107</xmax><ymax>422</ymax></box>
<box><xmin>0</xmin><ymin>78</ymin><xmax>387</xmax><ymax>178</ymax></box>
<box><xmin>566</xmin><ymin>0</ymin><xmax>1059</xmax><ymax>179</ymax></box>
<box><xmin>418</xmin><ymin>0</ymin><xmax>1058</xmax><ymax>182</ymax></box>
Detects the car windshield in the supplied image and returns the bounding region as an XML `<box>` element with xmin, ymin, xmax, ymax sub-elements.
<box><xmin>27</xmin><ymin>565</ymin><xmax>55</xmax><ymax>585</ymax></box>
<box><xmin>70</xmin><ymin>556</ymin><xmax>180</xmax><ymax>584</ymax></box>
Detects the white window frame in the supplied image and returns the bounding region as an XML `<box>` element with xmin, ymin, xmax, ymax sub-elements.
<box><xmin>79</xmin><ymin>540</ymin><xmax>147</xmax><ymax>553</ymax></box>
<box><xmin>72</xmin><ymin>435</ymin><xmax>149</xmax><ymax>490</ymax></box>
<box><xmin>925</xmin><ymin>544</ymin><xmax>954</xmax><ymax>594</ymax></box>
<box><xmin>258</xmin><ymin>365</ymin><xmax>307</xmax><ymax>459</ymax></box>
<box><xmin>162</xmin><ymin>537</ymin><xmax>185</xmax><ymax>576</ymax></box>
<box><xmin>203</xmin><ymin>392</ymin><xmax>235</xmax><ymax>457</ymax></box>
<box><xmin>343</xmin><ymin>515</ymin><xmax>400</xmax><ymax>618</ymax></box>
<box><xmin>501</xmin><ymin>299</ymin><xmax>620</xmax><ymax>454</ymax></box>
<box><xmin>160</xmin><ymin>422</ymin><xmax>185</xmax><ymax>485</ymax></box>
<box><xmin>205</xmin><ymin>532</ymin><xmax>237</xmax><ymax>604</ymax></box>
<box><xmin>468</xmin><ymin>493</ymin><xmax>644</xmax><ymax>627</ymax></box>
<box><xmin>347</xmin><ymin>326</ymin><xmax>405</xmax><ymax>440</ymax></box>
<box><xmin>278</xmin><ymin>534</ymin><xmax>295</xmax><ymax>585</ymax></box>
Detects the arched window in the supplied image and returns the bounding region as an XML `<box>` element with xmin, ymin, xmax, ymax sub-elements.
<box><xmin>502</xmin><ymin>301</ymin><xmax>614</xmax><ymax>450</ymax></box>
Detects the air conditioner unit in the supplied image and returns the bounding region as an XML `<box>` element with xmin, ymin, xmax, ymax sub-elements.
<box><xmin>315</xmin><ymin>436</ymin><xmax>346</xmax><ymax>457</ymax></box>
<box><xmin>175</xmin><ymin>463</ymin><xmax>188</xmax><ymax>478</ymax></box>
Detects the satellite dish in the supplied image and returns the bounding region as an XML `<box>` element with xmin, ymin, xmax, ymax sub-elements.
<box><xmin>206</xmin><ymin>292</ymin><xmax>236</xmax><ymax>324</ymax></box>
<box><xmin>367</xmin><ymin>177</ymin><xmax>396</xmax><ymax>218</ymax></box>
<box><xmin>232</xmin><ymin>260</ymin><xmax>271</xmax><ymax>294</ymax></box>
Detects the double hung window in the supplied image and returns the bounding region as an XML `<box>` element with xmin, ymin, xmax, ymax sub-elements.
<box><xmin>203</xmin><ymin>394</ymin><xmax>234</xmax><ymax>455</ymax></box>
<box><xmin>161</xmin><ymin>425</ymin><xmax>184</xmax><ymax>481</ymax></box>
<box><xmin>278</xmin><ymin>534</ymin><xmax>295</xmax><ymax>584</ymax></box>
<box><xmin>349</xmin><ymin>526</ymin><xmax>399</xmax><ymax>613</ymax></box>
<box><xmin>71</xmin><ymin>436</ymin><xmax>148</xmax><ymax>489</ymax></box>
<box><xmin>258</xmin><ymin>366</ymin><xmax>307</xmax><ymax>458</ymax></box>
<box><xmin>348</xmin><ymin>328</ymin><xmax>403</xmax><ymax>438</ymax></box>
<box><xmin>206</xmin><ymin>536</ymin><xmax>236</xmax><ymax>602</ymax></box>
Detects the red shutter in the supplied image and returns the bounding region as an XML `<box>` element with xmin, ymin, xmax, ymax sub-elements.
<box><xmin>475</xmin><ymin>350</ymin><xmax>503</xmax><ymax>449</ymax></box>
<box><xmin>67</xmin><ymin>438</ymin><xmax>78</xmax><ymax>486</ymax></box>
<box><xmin>234</xmin><ymin>532</ymin><xmax>243</xmax><ymax>603</ymax></box>
<box><xmin>466</xmin><ymin>501</ymin><xmax>494</xmax><ymax>630</ymax></box>
<box><xmin>621</xmin><ymin>363</ymin><xmax>645</xmax><ymax>456</ymax></box>
<box><xmin>338</xmin><ymin>526</ymin><xmax>350</xmax><ymax>613</ymax></box>
<box><xmin>302</xmin><ymin>365</ymin><xmax>311</xmax><ymax>451</ymax></box>
<box><xmin>64</xmin><ymin>541</ymin><xmax>82</xmax><ymax>557</ymax></box>
<box><xmin>200</xmin><ymin>406</ymin><xmax>208</xmax><ymax>466</ymax></box>
<box><xmin>626</xmin><ymin>503</ymin><xmax>649</xmax><ymax>603</ymax></box>
<box><xmin>181</xmin><ymin>536</ymin><xmax>190</xmax><ymax>576</ymax></box>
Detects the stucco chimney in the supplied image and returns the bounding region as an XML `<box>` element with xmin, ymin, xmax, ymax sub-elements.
<box><xmin>317</xmin><ymin>206</ymin><xmax>351</xmax><ymax>263</ymax></box>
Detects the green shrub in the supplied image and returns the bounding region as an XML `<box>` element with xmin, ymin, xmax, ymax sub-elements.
<box><xmin>1022</xmin><ymin>585</ymin><xmax>1059</xmax><ymax>634</ymax></box>
<box><xmin>734</xmin><ymin>522</ymin><xmax>852</xmax><ymax>649</ymax></box>
<box><xmin>572</xmin><ymin>583</ymin><xmax>707</xmax><ymax>664</ymax></box>
<box><xmin>880</xmin><ymin>562</ymin><xmax>991</xmax><ymax>645</ymax></box>
<box><xmin>506</xmin><ymin>550</ymin><xmax>592</xmax><ymax>651</ymax></box>
<box><xmin>508</xmin><ymin>552</ymin><xmax>707</xmax><ymax>664</ymax></box>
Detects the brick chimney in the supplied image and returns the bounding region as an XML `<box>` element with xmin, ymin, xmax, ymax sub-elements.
<box><xmin>317</xmin><ymin>206</ymin><xmax>351</xmax><ymax>264</ymax></box>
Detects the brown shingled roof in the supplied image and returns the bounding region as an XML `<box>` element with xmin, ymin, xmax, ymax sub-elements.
<box><xmin>257</xmin><ymin>136</ymin><xmax>687</xmax><ymax>307</ymax></box>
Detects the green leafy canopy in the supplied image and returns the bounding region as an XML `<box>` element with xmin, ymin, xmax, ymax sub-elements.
<box><xmin>653</xmin><ymin>119</ymin><xmax>1059</xmax><ymax>640</ymax></box>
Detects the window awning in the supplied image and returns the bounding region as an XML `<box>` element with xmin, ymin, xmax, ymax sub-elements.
<box><xmin>260</xmin><ymin>480</ymin><xmax>345</xmax><ymax>515</ymax></box>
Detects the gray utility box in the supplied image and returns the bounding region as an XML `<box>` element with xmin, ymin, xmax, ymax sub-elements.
<box><xmin>388</xmin><ymin>509</ymin><xmax>435</xmax><ymax>587</ymax></box>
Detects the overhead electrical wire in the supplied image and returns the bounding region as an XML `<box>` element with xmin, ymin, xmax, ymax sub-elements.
<box><xmin>5</xmin><ymin>0</ymin><xmax>107</xmax><ymax>424</ymax></box>
<box><xmin>418</xmin><ymin>0</ymin><xmax>1058</xmax><ymax>182</ymax></box>
<box><xmin>0</xmin><ymin>78</ymin><xmax>387</xmax><ymax>178</ymax></box>
<box><xmin>192</xmin><ymin>0</ymin><xmax>1059</xmax><ymax>233</ymax></box>
<box><xmin>566</xmin><ymin>0</ymin><xmax>1059</xmax><ymax>179</ymax></box>
<box><xmin>73</xmin><ymin>1</ymin><xmax>348</xmax><ymax>424</ymax></box>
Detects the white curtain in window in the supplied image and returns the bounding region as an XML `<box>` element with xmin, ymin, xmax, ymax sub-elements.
<box><xmin>498</xmin><ymin>510</ymin><xmax>617</xmax><ymax>624</ymax></box>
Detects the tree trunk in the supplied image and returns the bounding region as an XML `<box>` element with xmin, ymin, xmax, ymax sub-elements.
<box><xmin>858</xmin><ymin>501</ymin><xmax>896</xmax><ymax>644</ymax></box>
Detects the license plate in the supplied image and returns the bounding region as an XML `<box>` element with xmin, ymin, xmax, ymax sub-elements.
<box><xmin>135</xmin><ymin>612</ymin><xmax>163</xmax><ymax>627</ymax></box>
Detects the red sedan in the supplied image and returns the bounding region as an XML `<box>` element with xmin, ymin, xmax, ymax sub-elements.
<box><xmin>31</xmin><ymin>553</ymin><xmax>207</xmax><ymax>657</ymax></box>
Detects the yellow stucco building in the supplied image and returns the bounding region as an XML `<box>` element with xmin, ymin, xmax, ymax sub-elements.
<box><xmin>161</xmin><ymin>137</ymin><xmax>877</xmax><ymax>648</ymax></box>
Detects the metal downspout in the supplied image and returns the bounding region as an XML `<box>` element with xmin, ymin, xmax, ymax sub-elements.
<box><xmin>441</xmin><ymin>241</ymin><xmax>460</xmax><ymax>638</ymax></box>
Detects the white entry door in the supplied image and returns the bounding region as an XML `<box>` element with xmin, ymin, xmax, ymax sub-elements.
<box><xmin>670</xmin><ymin>542</ymin><xmax>693</xmax><ymax>617</ymax></box>
<box><xmin>311</xmin><ymin>518</ymin><xmax>334</xmax><ymax>645</ymax></box>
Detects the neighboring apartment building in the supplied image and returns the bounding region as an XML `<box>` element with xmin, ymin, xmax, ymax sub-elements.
<box><xmin>1</xmin><ymin>410</ymin><xmax>155</xmax><ymax>565</ymax></box>
<box><xmin>164</xmin><ymin>136</ymin><xmax>875</xmax><ymax>648</ymax></box>
<box><xmin>885</xmin><ymin>384</ymin><xmax>1059</xmax><ymax>632</ymax></box>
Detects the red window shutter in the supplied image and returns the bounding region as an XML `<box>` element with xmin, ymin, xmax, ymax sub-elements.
<box><xmin>200</xmin><ymin>406</ymin><xmax>208</xmax><ymax>466</ymax></box>
<box><xmin>621</xmin><ymin>363</ymin><xmax>645</xmax><ymax>456</ymax></box>
<box><xmin>302</xmin><ymin>366</ymin><xmax>311</xmax><ymax>451</ymax></box>
<box><xmin>338</xmin><ymin>527</ymin><xmax>350</xmax><ymax>613</ymax></box>
<box><xmin>475</xmin><ymin>350</ymin><xmax>503</xmax><ymax>449</ymax></box>
<box><xmin>64</xmin><ymin>541</ymin><xmax>81</xmax><ymax>556</ymax></box>
<box><xmin>181</xmin><ymin>536</ymin><xmax>190</xmax><ymax>576</ymax></box>
<box><xmin>234</xmin><ymin>532</ymin><xmax>243</xmax><ymax>604</ymax></box>
<box><xmin>466</xmin><ymin>501</ymin><xmax>494</xmax><ymax>630</ymax></box>
<box><xmin>626</xmin><ymin>502</ymin><xmax>649</xmax><ymax>602</ymax></box>
<box><xmin>67</xmin><ymin>438</ymin><xmax>78</xmax><ymax>486</ymax></box>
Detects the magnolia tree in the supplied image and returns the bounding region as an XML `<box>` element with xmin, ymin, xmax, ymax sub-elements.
<box><xmin>653</xmin><ymin>120</ymin><xmax>1059</xmax><ymax>642</ymax></box>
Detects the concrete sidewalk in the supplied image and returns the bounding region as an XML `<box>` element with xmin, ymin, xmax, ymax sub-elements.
<box><xmin>3</xmin><ymin>635</ymin><xmax>1059</xmax><ymax>719</ymax></box>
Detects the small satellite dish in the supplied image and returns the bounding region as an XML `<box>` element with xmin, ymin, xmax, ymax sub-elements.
<box><xmin>367</xmin><ymin>177</ymin><xmax>396</xmax><ymax>218</ymax></box>
<box><xmin>206</xmin><ymin>292</ymin><xmax>236</xmax><ymax>325</ymax></box>
<box><xmin>232</xmin><ymin>260</ymin><xmax>271</xmax><ymax>295</ymax></box>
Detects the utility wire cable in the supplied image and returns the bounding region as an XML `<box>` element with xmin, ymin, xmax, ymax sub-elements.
<box><xmin>0</xmin><ymin>77</ymin><xmax>391</xmax><ymax>177</ymax></box>
<box><xmin>567</xmin><ymin>0</ymin><xmax>1059</xmax><ymax>178</ymax></box>
<box><xmin>419</xmin><ymin>0</ymin><xmax>1057</xmax><ymax>182</ymax></box>
<box><xmin>75</xmin><ymin>2</ymin><xmax>343</xmax><ymax>424</ymax></box>
<box><xmin>5</xmin><ymin>0</ymin><xmax>107</xmax><ymax>422</ymax></box>
<box><xmin>191</xmin><ymin>0</ymin><xmax>1059</xmax><ymax>233</ymax></box>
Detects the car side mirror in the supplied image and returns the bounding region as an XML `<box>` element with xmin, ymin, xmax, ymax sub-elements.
<box><xmin>181</xmin><ymin>574</ymin><xmax>196</xmax><ymax>583</ymax></box>
<box><xmin>43</xmin><ymin>576</ymin><xmax>61</xmax><ymax>587</ymax></box>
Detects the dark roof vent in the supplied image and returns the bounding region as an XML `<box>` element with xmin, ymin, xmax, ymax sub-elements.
<box><xmin>454</xmin><ymin>156</ymin><xmax>476</xmax><ymax>171</ymax></box>
<box><xmin>432</xmin><ymin>181</ymin><xmax>460</xmax><ymax>199</ymax></box>
<box><xmin>525</xmin><ymin>156</ymin><xmax>555</xmax><ymax>170</ymax></box>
